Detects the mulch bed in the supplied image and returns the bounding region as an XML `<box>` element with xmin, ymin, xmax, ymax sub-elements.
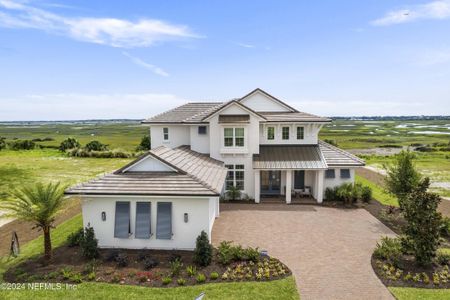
<box><xmin>4</xmin><ymin>246</ymin><xmax>291</xmax><ymax>287</ymax></box>
<box><xmin>362</xmin><ymin>200</ymin><xmax>405</xmax><ymax>234</ymax></box>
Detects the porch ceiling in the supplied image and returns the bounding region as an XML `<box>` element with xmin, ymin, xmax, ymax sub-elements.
<box><xmin>253</xmin><ymin>145</ymin><xmax>328</xmax><ymax>169</ymax></box>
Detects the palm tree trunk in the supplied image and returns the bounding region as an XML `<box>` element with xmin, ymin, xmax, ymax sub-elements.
<box><xmin>43</xmin><ymin>226</ymin><xmax>52</xmax><ymax>260</ymax></box>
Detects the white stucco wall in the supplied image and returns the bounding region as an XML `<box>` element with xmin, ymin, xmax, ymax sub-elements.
<box><xmin>150</xmin><ymin>125</ymin><xmax>190</xmax><ymax>149</ymax></box>
<box><xmin>323</xmin><ymin>168</ymin><xmax>356</xmax><ymax>198</ymax></box>
<box><xmin>190</xmin><ymin>125</ymin><xmax>210</xmax><ymax>154</ymax></box>
<box><xmin>125</xmin><ymin>156</ymin><xmax>174</xmax><ymax>172</ymax></box>
<box><xmin>81</xmin><ymin>196</ymin><xmax>217</xmax><ymax>250</ymax></box>
<box><xmin>259</xmin><ymin>123</ymin><xmax>322</xmax><ymax>145</ymax></box>
<box><xmin>239</xmin><ymin>91</ymin><xmax>291</xmax><ymax>112</ymax></box>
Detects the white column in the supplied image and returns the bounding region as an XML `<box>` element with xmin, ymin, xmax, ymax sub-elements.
<box><xmin>316</xmin><ymin>170</ymin><xmax>324</xmax><ymax>203</ymax></box>
<box><xmin>254</xmin><ymin>170</ymin><xmax>260</xmax><ymax>203</ymax></box>
<box><xmin>216</xmin><ymin>197</ymin><xmax>220</xmax><ymax>217</ymax></box>
<box><xmin>286</xmin><ymin>170</ymin><xmax>292</xmax><ymax>204</ymax></box>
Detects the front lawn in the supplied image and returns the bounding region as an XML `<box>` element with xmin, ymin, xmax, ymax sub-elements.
<box><xmin>389</xmin><ymin>287</ymin><xmax>450</xmax><ymax>300</ymax></box>
<box><xmin>355</xmin><ymin>175</ymin><xmax>398</xmax><ymax>207</ymax></box>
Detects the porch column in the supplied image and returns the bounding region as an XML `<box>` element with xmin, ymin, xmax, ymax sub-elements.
<box><xmin>254</xmin><ymin>169</ymin><xmax>260</xmax><ymax>203</ymax></box>
<box><xmin>316</xmin><ymin>170</ymin><xmax>324</xmax><ymax>203</ymax></box>
<box><xmin>285</xmin><ymin>170</ymin><xmax>292</xmax><ymax>204</ymax></box>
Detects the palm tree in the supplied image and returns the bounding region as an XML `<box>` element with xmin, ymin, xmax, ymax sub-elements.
<box><xmin>0</xmin><ymin>182</ymin><xmax>67</xmax><ymax>260</ymax></box>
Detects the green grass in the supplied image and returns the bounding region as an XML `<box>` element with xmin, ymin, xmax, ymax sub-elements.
<box><xmin>355</xmin><ymin>175</ymin><xmax>398</xmax><ymax>207</ymax></box>
<box><xmin>389</xmin><ymin>287</ymin><xmax>450</xmax><ymax>300</ymax></box>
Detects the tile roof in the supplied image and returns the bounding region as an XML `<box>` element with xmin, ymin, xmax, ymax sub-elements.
<box><xmin>260</xmin><ymin>112</ymin><xmax>331</xmax><ymax>123</ymax></box>
<box><xmin>253</xmin><ymin>145</ymin><xmax>328</xmax><ymax>169</ymax></box>
<box><xmin>142</xmin><ymin>102</ymin><xmax>226</xmax><ymax>124</ymax></box>
<box><xmin>319</xmin><ymin>140</ymin><xmax>365</xmax><ymax>167</ymax></box>
<box><xmin>66</xmin><ymin>145</ymin><xmax>228</xmax><ymax>197</ymax></box>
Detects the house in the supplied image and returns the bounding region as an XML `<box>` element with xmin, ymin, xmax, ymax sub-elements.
<box><xmin>66</xmin><ymin>88</ymin><xmax>364</xmax><ymax>250</ymax></box>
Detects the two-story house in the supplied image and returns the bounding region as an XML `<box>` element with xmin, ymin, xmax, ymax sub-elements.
<box><xmin>66</xmin><ymin>88</ymin><xmax>364</xmax><ymax>250</ymax></box>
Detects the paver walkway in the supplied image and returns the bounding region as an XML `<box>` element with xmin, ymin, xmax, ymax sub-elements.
<box><xmin>212</xmin><ymin>203</ymin><xmax>396</xmax><ymax>300</ymax></box>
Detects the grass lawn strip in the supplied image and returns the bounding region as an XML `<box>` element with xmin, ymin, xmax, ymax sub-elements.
<box><xmin>389</xmin><ymin>287</ymin><xmax>450</xmax><ymax>300</ymax></box>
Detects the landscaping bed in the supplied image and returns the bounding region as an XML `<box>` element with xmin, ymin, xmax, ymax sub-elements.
<box><xmin>4</xmin><ymin>244</ymin><xmax>291</xmax><ymax>288</ymax></box>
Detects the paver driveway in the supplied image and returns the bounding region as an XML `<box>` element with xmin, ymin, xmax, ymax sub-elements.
<box><xmin>212</xmin><ymin>203</ymin><xmax>396</xmax><ymax>300</ymax></box>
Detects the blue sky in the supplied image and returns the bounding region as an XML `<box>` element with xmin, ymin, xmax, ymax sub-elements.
<box><xmin>0</xmin><ymin>0</ymin><xmax>450</xmax><ymax>120</ymax></box>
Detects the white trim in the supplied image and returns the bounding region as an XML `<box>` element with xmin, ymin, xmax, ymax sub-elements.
<box><xmin>239</xmin><ymin>89</ymin><xmax>295</xmax><ymax>112</ymax></box>
<box><xmin>121</xmin><ymin>154</ymin><xmax>178</xmax><ymax>173</ymax></box>
<box><xmin>202</xmin><ymin>101</ymin><xmax>265</xmax><ymax>122</ymax></box>
<box><xmin>80</xmin><ymin>194</ymin><xmax>211</xmax><ymax>199</ymax></box>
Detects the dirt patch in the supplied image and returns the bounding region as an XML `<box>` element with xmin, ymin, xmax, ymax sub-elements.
<box><xmin>362</xmin><ymin>201</ymin><xmax>405</xmax><ymax>235</ymax></box>
<box><xmin>0</xmin><ymin>199</ymin><xmax>81</xmax><ymax>257</ymax></box>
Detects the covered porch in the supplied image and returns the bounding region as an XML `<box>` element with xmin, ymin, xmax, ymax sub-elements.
<box><xmin>253</xmin><ymin>145</ymin><xmax>328</xmax><ymax>204</ymax></box>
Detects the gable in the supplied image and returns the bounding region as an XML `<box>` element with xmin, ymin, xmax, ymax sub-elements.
<box><xmin>123</xmin><ymin>155</ymin><xmax>176</xmax><ymax>172</ymax></box>
<box><xmin>202</xmin><ymin>100</ymin><xmax>265</xmax><ymax>121</ymax></box>
<box><xmin>239</xmin><ymin>90</ymin><xmax>294</xmax><ymax>112</ymax></box>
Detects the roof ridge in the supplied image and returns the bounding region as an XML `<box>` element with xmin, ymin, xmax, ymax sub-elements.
<box><xmin>318</xmin><ymin>140</ymin><xmax>365</xmax><ymax>164</ymax></box>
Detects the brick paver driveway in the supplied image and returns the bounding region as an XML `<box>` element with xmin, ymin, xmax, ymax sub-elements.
<box><xmin>212</xmin><ymin>203</ymin><xmax>395</xmax><ymax>300</ymax></box>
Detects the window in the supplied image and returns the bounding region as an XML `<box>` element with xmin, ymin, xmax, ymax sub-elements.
<box><xmin>198</xmin><ymin>126</ymin><xmax>207</xmax><ymax>135</ymax></box>
<box><xmin>325</xmin><ymin>169</ymin><xmax>335</xmax><ymax>179</ymax></box>
<box><xmin>297</xmin><ymin>126</ymin><xmax>304</xmax><ymax>140</ymax></box>
<box><xmin>114</xmin><ymin>201</ymin><xmax>130</xmax><ymax>238</ymax></box>
<box><xmin>267</xmin><ymin>127</ymin><xmax>275</xmax><ymax>140</ymax></box>
<box><xmin>340</xmin><ymin>169</ymin><xmax>351</xmax><ymax>179</ymax></box>
<box><xmin>225</xmin><ymin>164</ymin><xmax>245</xmax><ymax>190</ymax></box>
<box><xmin>163</xmin><ymin>127</ymin><xmax>169</xmax><ymax>140</ymax></box>
<box><xmin>156</xmin><ymin>202</ymin><xmax>172</xmax><ymax>240</ymax></box>
<box><xmin>135</xmin><ymin>202</ymin><xmax>151</xmax><ymax>239</ymax></box>
<box><xmin>282</xmin><ymin>127</ymin><xmax>290</xmax><ymax>140</ymax></box>
<box><xmin>223</xmin><ymin>128</ymin><xmax>245</xmax><ymax>147</ymax></box>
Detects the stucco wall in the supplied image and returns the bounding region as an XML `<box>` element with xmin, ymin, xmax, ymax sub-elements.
<box><xmin>81</xmin><ymin>196</ymin><xmax>216</xmax><ymax>250</ymax></box>
<box><xmin>150</xmin><ymin>125</ymin><xmax>190</xmax><ymax>149</ymax></box>
<box><xmin>259</xmin><ymin>123</ymin><xmax>322</xmax><ymax>145</ymax></box>
<box><xmin>190</xmin><ymin>125</ymin><xmax>210</xmax><ymax>154</ymax></box>
<box><xmin>323</xmin><ymin>168</ymin><xmax>355</xmax><ymax>198</ymax></box>
<box><xmin>239</xmin><ymin>91</ymin><xmax>291</xmax><ymax>112</ymax></box>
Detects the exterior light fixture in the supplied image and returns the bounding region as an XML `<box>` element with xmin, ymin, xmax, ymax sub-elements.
<box><xmin>101</xmin><ymin>211</ymin><xmax>106</xmax><ymax>221</ymax></box>
<box><xmin>184</xmin><ymin>213</ymin><xmax>188</xmax><ymax>223</ymax></box>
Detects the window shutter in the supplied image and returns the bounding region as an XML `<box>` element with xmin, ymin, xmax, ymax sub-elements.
<box><xmin>114</xmin><ymin>201</ymin><xmax>130</xmax><ymax>238</ymax></box>
<box><xmin>135</xmin><ymin>202</ymin><xmax>151</xmax><ymax>239</ymax></box>
<box><xmin>157</xmin><ymin>202</ymin><xmax>172</xmax><ymax>239</ymax></box>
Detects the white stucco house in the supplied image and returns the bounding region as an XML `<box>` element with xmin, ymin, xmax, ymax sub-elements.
<box><xmin>66</xmin><ymin>88</ymin><xmax>364</xmax><ymax>250</ymax></box>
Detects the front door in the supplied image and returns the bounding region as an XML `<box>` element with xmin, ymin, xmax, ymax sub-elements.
<box><xmin>294</xmin><ymin>170</ymin><xmax>305</xmax><ymax>189</ymax></box>
<box><xmin>261</xmin><ymin>171</ymin><xmax>281</xmax><ymax>195</ymax></box>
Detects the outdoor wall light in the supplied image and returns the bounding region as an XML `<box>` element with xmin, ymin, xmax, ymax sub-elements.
<box><xmin>184</xmin><ymin>213</ymin><xmax>188</xmax><ymax>223</ymax></box>
<box><xmin>101</xmin><ymin>211</ymin><xmax>106</xmax><ymax>221</ymax></box>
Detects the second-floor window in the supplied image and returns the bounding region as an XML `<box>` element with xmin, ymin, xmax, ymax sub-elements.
<box><xmin>297</xmin><ymin>126</ymin><xmax>304</xmax><ymax>140</ymax></box>
<box><xmin>282</xmin><ymin>127</ymin><xmax>290</xmax><ymax>140</ymax></box>
<box><xmin>163</xmin><ymin>128</ymin><xmax>169</xmax><ymax>140</ymax></box>
<box><xmin>224</xmin><ymin>128</ymin><xmax>244</xmax><ymax>147</ymax></box>
<box><xmin>267</xmin><ymin>127</ymin><xmax>275</xmax><ymax>140</ymax></box>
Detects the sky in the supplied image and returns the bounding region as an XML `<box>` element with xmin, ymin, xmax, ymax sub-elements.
<box><xmin>0</xmin><ymin>0</ymin><xmax>450</xmax><ymax>120</ymax></box>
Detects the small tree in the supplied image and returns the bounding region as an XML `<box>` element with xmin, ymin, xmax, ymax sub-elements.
<box><xmin>384</xmin><ymin>150</ymin><xmax>421</xmax><ymax>209</ymax></box>
<box><xmin>85</xmin><ymin>140</ymin><xmax>108</xmax><ymax>152</ymax></box>
<box><xmin>59</xmin><ymin>137</ymin><xmax>80</xmax><ymax>152</ymax></box>
<box><xmin>80</xmin><ymin>226</ymin><xmax>99</xmax><ymax>259</ymax></box>
<box><xmin>193</xmin><ymin>231</ymin><xmax>212</xmax><ymax>266</ymax></box>
<box><xmin>402</xmin><ymin>178</ymin><xmax>442</xmax><ymax>265</ymax></box>
<box><xmin>0</xmin><ymin>182</ymin><xmax>66</xmax><ymax>260</ymax></box>
<box><xmin>136</xmin><ymin>135</ymin><xmax>151</xmax><ymax>151</ymax></box>
<box><xmin>0</xmin><ymin>137</ymin><xmax>6</xmax><ymax>150</ymax></box>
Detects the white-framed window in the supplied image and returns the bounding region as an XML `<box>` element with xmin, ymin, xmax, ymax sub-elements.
<box><xmin>340</xmin><ymin>169</ymin><xmax>351</xmax><ymax>179</ymax></box>
<box><xmin>297</xmin><ymin>126</ymin><xmax>304</xmax><ymax>140</ymax></box>
<box><xmin>163</xmin><ymin>127</ymin><xmax>169</xmax><ymax>140</ymax></box>
<box><xmin>223</xmin><ymin>128</ymin><xmax>245</xmax><ymax>147</ymax></box>
<box><xmin>225</xmin><ymin>164</ymin><xmax>245</xmax><ymax>190</ymax></box>
<box><xmin>267</xmin><ymin>127</ymin><xmax>275</xmax><ymax>140</ymax></box>
<box><xmin>282</xmin><ymin>127</ymin><xmax>290</xmax><ymax>140</ymax></box>
<box><xmin>325</xmin><ymin>169</ymin><xmax>335</xmax><ymax>179</ymax></box>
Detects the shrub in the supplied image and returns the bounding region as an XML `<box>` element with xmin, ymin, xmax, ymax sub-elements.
<box><xmin>193</xmin><ymin>231</ymin><xmax>213</xmax><ymax>266</ymax></box>
<box><xmin>225</xmin><ymin>186</ymin><xmax>241</xmax><ymax>201</ymax></box>
<box><xmin>436</xmin><ymin>250</ymin><xmax>450</xmax><ymax>265</ymax></box>
<box><xmin>440</xmin><ymin>217</ymin><xmax>450</xmax><ymax>237</ymax></box>
<box><xmin>61</xmin><ymin>267</ymin><xmax>73</xmax><ymax>280</ymax></box>
<box><xmin>85</xmin><ymin>140</ymin><xmax>108</xmax><ymax>151</ymax></box>
<box><xmin>115</xmin><ymin>253</ymin><xmax>128</xmax><ymax>268</ymax></box>
<box><xmin>86</xmin><ymin>272</ymin><xmax>96</xmax><ymax>281</ymax></box>
<box><xmin>325</xmin><ymin>187</ymin><xmax>338</xmax><ymax>201</ymax></box>
<box><xmin>59</xmin><ymin>137</ymin><xmax>80</xmax><ymax>152</ymax></box>
<box><xmin>105</xmin><ymin>250</ymin><xmax>120</xmax><ymax>262</ymax></box>
<box><xmin>217</xmin><ymin>241</ymin><xmax>259</xmax><ymax>265</ymax></box>
<box><xmin>186</xmin><ymin>265</ymin><xmax>197</xmax><ymax>277</ymax></box>
<box><xmin>67</xmin><ymin>148</ymin><xmax>132</xmax><ymax>158</ymax></box>
<box><xmin>0</xmin><ymin>137</ymin><xmax>6</xmax><ymax>150</ymax></box>
<box><xmin>136</xmin><ymin>135</ymin><xmax>151</xmax><ymax>151</ymax></box>
<box><xmin>169</xmin><ymin>258</ymin><xmax>183</xmax><ymax>276</ymax></box>
<box><xmin>196</xmin><ymin>273</ymin><xmax>206</xmax><ymax>283</ymax></box>
<box><xmin>336</xmin><ymin>183</ymin><xmax>355</xmax><ymax>205</ymax></box>
<box><xmin>374</xmin><ymin>237</ymin><xmax>403</xmax><ymax>266</ymax></box>
<box><xmin>8</xmin><ymin>140</ymin><xmax>36</xmax><ymax>150</ymax></box>
<box><xmin>143</xmin><ymin>257</ymin><xmax>159</xmax><ymax>270</ymax></box>
<box><xmin>361</xmin><ymin>186</ymin><xmax>372</xmax><ymax>203</ymax></box>
<box><xmin>162</xmin><ymin>276</ymin><xmax>172</xmax><ymax>285</ymax></box>
<box><xmin>210</xmin><ymin>272</ymin><xmax>219</xmax><ymax>280</ymax></box>
<box><xmin>177</xmin><ymin>278</ymin><xmax>186</xmax><ymax>286</ymax></box>
<box><xmin>323</xmin><ymin>139</ymin><xmax>338</xmax><ymax>146</ymax></box>
<box><xmin>80</xmin><ymin>226</ymin><xmax>99</xmax><ymax>260</ymax></box>
<box><xmin>70</xmin><ymin>273</ymin><xmax>83</xmax><ymax>283</ymax></box>
<box><xmin>168</xmin><ymin>254</ymin><xmax>182</xmax><ymax>263</ymax></box>
<box><xmin>217</xmin><ymin>241</ymin><xmax>235</xmax><ymax>265</ymax></box>
<box><xmin>242</xmin><ymin>246</ymin><xmax>260</xmax><ymax>262</ymax></box>
<box><xmin>67</xmin><ymin>228</ymin><xmax>84</xmax><ymax>247</ymax></box>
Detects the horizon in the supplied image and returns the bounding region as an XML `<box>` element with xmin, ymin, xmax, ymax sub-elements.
<box><xmin>1</xmin><ymin>0</ymin><xmax>450</xmax><ymax>120</ymax></box>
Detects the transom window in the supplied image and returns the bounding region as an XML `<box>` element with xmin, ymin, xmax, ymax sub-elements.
<box><xmin>267</xmin><ymin>127</ymin><xmax>275</xmax><ymax>140</ymax></box>
<box><xmin>340</xmin><ymin>169</ymin><xmax>351</xmax><ymax>179</ymax></box>
<box><xmin>224</xmin><ymin>128</ymin><xmax>244</xmax><ymax>147</ymax></box>
<box><xmin>297</xmin><ymin>126</ymin><xmax>304</xmax><ymax>140</ymax></box>
<box><xmin>225</xmin><ymin>164</ymin><xmax>245</xmax><ymax>190</ymax></box>
<box><xmin>325</xmin><ymin>169</ymin><xmax>335</xmax><ymax>179</ymax></box>
<box><xmin>163</xmin><ymin>128</ymin><xmax>169</xmax><ymax>140</ymax></box>
<box><xmin>282</xmin><ymin>127</ymin><xmax>290</xmax><ymax>140</ymax></box>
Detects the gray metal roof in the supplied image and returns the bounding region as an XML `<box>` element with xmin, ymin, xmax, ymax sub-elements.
<box><xmin>218</xmin><ymin>114</ymin><xmax>250</xmax><ymax>123</ymax></box>
<box><xmin>66</xmin><ymin>145</ymin><xmax>228</xmax><ymax>197</ymax></box>
<box><xmin>253</xmin><ymin>145</ymin><xmax>328</xmax><ymax>169</ymax></box>
<box><xmin>142</xmin><ymin>102</ymin><xmax>226</xmax><ymax>124</ymax></box>
<box><xmin>319</xmin><ymin>140</ymin><xmax>365</xmax><ymax>167</ymax></box>
<box><xmin>260</xmin><ymin>112</ymin><xmax>331</xmax><ymax>123</ymax></box>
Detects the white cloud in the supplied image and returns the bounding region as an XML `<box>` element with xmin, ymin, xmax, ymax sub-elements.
<box><xmin>0</xmin><ymin>93</ymin><xmax>186</xmax><ymax>121</ymax></box>
<box><xmin>0</xmin><ymin>0</ymin><xmax>199</xmax><ymax>48</ymax></box>
<box><xmin>371</xmin><ymin>0</ymin><xmax>450</xmax><ymax>26</ymax></box>
<box><xmin>235</xmin><ymin>42</ymin><xmax>255</xmax><ymax>48</ymax></box>
<box><xmin>122</xmin><ymin>51</ymin><xmax>169</xmax><ymax>77</ymax></box>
